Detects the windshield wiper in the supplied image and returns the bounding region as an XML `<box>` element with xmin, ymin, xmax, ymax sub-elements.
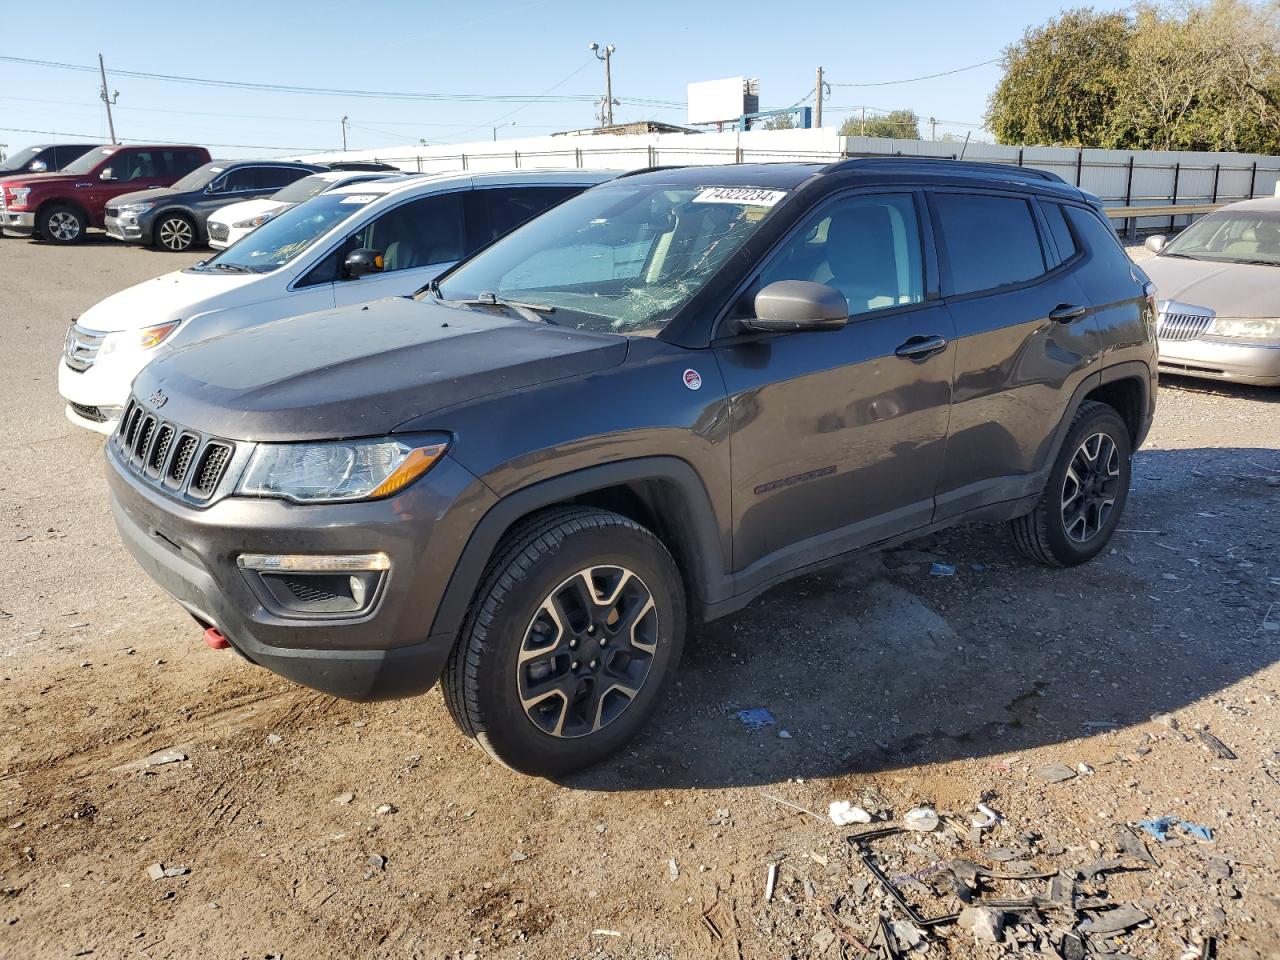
<box><xmin>206</xmin><ymin>261</ymin><xmax>250</xmax><ymax>273</ymax></box>
<box><xmin>1229</xmin><ymin>258</ymin><xmax>1280</xmax><ymax>267</ymax></box>
<box><xmin>453</xmin><ymin>292</ymin><xmax>558</xmax><ymax>325</ymax></box>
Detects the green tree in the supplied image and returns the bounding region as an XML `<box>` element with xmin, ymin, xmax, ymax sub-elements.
<box><xmin>986</xmin><ymin>7</ymin><xmax>1131</xmax><ymax>147</ymax></box>
<box><xmin>839</xmin><ymin>109</ymin><xmax>921</xmax><ymax>139</ymax></box>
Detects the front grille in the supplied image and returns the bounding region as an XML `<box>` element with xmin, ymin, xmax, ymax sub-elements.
<box><xmin>112</xmin><ymin>395</ymin><xmax>237</xmax><ymax>504</ymax></box>
<box><xmin>64</xmin><ymin>322</ymin><xmax>107</xmax><ymax>372</ymax></box>
<box><xmin>207</xmin><ymin>222</ymin><xmax>229</xmax><ymax>242</ymax></box>
<box><xmin>1157</xmin><ymin>312</ymin><xmax>1214</xmax><ymax>342</ymax></box>
<box><xmin>68</xmin><ymin>401</ymin><xmax>108</xmax><ymax>423</ymax></box>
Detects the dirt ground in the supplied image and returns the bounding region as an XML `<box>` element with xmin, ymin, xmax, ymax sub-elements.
<box><xmin>1</xmin><ymin>235</ymin><xmax>1277</xmax><ymax>960</ymax></box>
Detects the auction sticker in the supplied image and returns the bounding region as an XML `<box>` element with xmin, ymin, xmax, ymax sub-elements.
<box><xmin>692</xmin><ymin>187</ymin><xmax>787</xmax><ymax>207</ymax></box>
<box><xmin>683</xmin><ymin>368</ymin><xmax>703</xmax><ymax>390</ymax></box>
<box><xmin>340</xmin><ymin>194</ymin><xmax>377</xmax><ymax>204</ymax></box>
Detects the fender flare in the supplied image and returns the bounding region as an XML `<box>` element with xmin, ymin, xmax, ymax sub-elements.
<box><xmin>425</xmin><ymin>456</ymin><xmax>728</xmax><ymax>643</ymax></box>
<box><xmin>1045</xmin><ymin>360</ymin><xmax>1154</xmax><ymax>471</ymax></box>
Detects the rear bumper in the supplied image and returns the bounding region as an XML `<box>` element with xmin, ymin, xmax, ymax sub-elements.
<box><xmin>1158</xmin><ymin>337</ymin><xmax>1280</xmax><ymax>386</ymax></box>
<box><xmin>105</xmin><ymin>439</ymin><xmax>489</xmax><ymax>701</ymax></box>
<box><xmin>0</xmin><ymin>210</ymin><xmax>34</xmax><ymax>236</ymax></box>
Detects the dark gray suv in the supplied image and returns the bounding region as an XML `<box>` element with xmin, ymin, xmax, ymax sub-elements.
<box><xmin>105</xmin><ymin>159</ymin><xmax>1157</xmax><ymax>776</ymax></box>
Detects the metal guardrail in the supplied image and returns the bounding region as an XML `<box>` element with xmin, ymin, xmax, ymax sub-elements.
<box><xmin>1104</xmin><ymin>202</ymin><xmax>1227</xmax><ymax>239</ymax></box>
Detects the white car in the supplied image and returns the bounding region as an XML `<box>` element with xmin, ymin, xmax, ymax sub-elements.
<box><xmin>59</xmin><ymin>169</ymin><xmax>615</xmax><ymax>432</ymax></box>
<box><xmin>206</xmin><ymin>169</ymin><xmax>405</xmax><ymax>250</ymax></box>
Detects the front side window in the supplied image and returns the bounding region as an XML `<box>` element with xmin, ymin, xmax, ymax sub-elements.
<box><xmin>755</xmin><ymin>193</ymin><xmax>924</xmax><ymax>317</ymax></box>
<box><xmin>114</xmin><ymin>151</ymin><xmax>158</xmax><ymax>182</ymax></box>
<box><xmin>933</xmin><ymin>192</ymin><xmax>1046</xmax><ymax>296</ymax></box>
<box><xmin>349</xmin><ymin>192</ymin><xmax>465</xmax><ymax>271</ymax></box>
<box><xmin>197</xmin><ymin>192</ymin><xmax>377</xmax><ymax>273</ymax></box>
<box><xmin>435</xmin><ymin>182</ymin><xmax>785</xmax><ymax>336</ymax></box>
<box><xmin>1161</xmin><ymin>209</ymin><xmax>1280</xmax><ymax>266</ymax></box>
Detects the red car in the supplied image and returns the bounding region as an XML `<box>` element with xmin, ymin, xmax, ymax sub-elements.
<box><xmin>0</xmin><ymin>144</ymin><xmax>210</xmax><ymax>243</ymax></box>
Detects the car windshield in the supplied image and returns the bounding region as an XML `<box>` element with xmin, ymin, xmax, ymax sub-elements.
<box><xmin>0</xmin><ymin>147</ymin><xmax>42</xmax><ymax>172</ymax></box>
<box><xmin>432</xmin><ymin>182</ymin><xmax>786</xmax><ymax>336</ymax></box>
<box><xmin>1162</xmin><ymin>209</ymin><xmax>1280</xmax><ymax>265</ymax></box>
<box><xmin>170</xmin><ymin>162</ymin><xmax>225</xmax><ymax>192</ymax></box>
<box><xmin>270</xmin><ymin>174</ymin><xmax>347</xmax><ymax>204</ymax></box>
<box><xmin>61</xmin><ymin>146</ymin><xmax>116</xmax><ymax>175</ymax></box>
<box><xmin>197</xmin><ymin>191</ymin><xmax>379</xmax><ymax>272</ymax></box>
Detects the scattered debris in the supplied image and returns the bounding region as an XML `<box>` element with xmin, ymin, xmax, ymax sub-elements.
<box><xmin>366</xmin><ymin>854</ymin><xmax>386</xmax><ymax>871</ymax></box>
<box><xmin>1197</xmin><ymin>729</ymin><xmax>1238</xmax><ymax>760</ymax></box>
<box><xmin>510</xmin><ymin>850</ymin><xmax>529</xmax><ymax>863</ymax></box>
<box><xmin>736</xmin><ymin>708</ymin><xmax>776</xmax><ymax>731</ymax></box>
<box><xmin>332</xmin><ymin>792</ymin><xmax>354</xmax><ymax>805</ymax></box>
<box><xmin>929</xmin><ymin>562</ymin><xmax>956</xmax><ymax>576</ymax></box>
<box><xmin>266</xmin><ymin>734</ymin><xmax>283</xmax><ymax>744</ymax></box>
<box><xmin>969</xmin><ymin>803</ymin><xmax>1002</xmax><ymax>828</ymax></box>
<box><xmin>958</xmin><ymin>906</ymin><xmax>1005</xmax><ymax>943</ymax></box>
<box><xmin>590</xmin><ymin>929</ymin><xmax>621</xmax><ymax>938</ymax></box>
<box><xmin>1139</xmin><ymin>816</ymin><xmax>1213</xmax><ymax>843</ymax></box>
<box><xmin>667</xmin><ymin>858</ymin><xmax>679</xmax><ymax>881</ymax></box>
<box><xmin>145</xmin><ymin>864</ymin><xmax>165</xmax><ymax>882</ymax></box>
<box><xmin>828</xmin><ymin>801</ymin><xmax>872</xmax><ymax>826</ymax></box>
<box><xmin>142</xmin><ymin>748</ymin><xmax>187</xmax><ymax>768</ymax></box>
<box><xmin>163</xmin><ymin>866</ymin><xmax>189</xmax><ymax>878</ymax></box>
<box><xmin>1081</xmin><ymin>903</ymin><xmax>1149</xmax><ymax>935</ymax></box>
<box><xmin>777</xmin><ymin>729</ymin><xmax>792</xmax><ymax>739</ymax></box>
<box><xmin>764</xmin><ymin>863</ymin><xmax>778</xmax><ymax>902</ymax></box>
<box><xmin>1034</xmin><ymin>762</ymin><xmax>1077</xmax><ymax>784</ymax></box>
<box><xmin>1115</xmin><ymin>824</ymin><xmax>1158</xmax><ymax>865</ymax></box>
<box><xmin>375</xmin><ymin>803</ymin><xmax>396</xmax><ymax>815</ymax></box>
<box><xmin>902</xmin><ymin>806</ymin><xmax>939</xmax><ymax>832</ymax></box>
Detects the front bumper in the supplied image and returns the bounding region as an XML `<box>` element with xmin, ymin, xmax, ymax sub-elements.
<box><xmin>1158</xmin><ymin>337</ymin><xmax>1280</xmax><ymax>386</ymax></box>
<box><xmin>58</xmin><ymin>351</ymin><xmax>148</xmax><ymax>434</ymax></box>
<box><xmin>104</xmin><ymin>214</ymin><xmax>145</xmax><ymax>243</ymax></box>
<box><xmin>0</xmin><ymin>210</ymin><xmax>35</xmax><ymax>236</ymax></box>
<box><xmin>105</xmin><ymin>438</ymin><xmax>491</xmax><ymax>701</ymax></box>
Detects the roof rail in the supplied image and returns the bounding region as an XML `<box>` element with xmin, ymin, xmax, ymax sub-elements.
<box><xmin>615</xmin><ymin>165</ymin><xmax>688</xmax><ymax>179</ymax></box>
<box><xmin>823</xmin><ymin>156</ymin><xmax>1068</xmax><ymax>186</ymax></box>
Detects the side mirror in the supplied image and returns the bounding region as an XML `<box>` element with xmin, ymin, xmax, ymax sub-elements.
<box><xmin>28</xmin><ymin>160</ymin><xmax>47</xmax><ymax>172</ymax></box>
<box><xmin>99</xmin><ymin>167</ymin><xmax>115</xmax><ymax>181</ymax></box>
<box><xmin>344</xmin><ymin>248</ymin><xmax>385</xmax><ymax>279</ymax></box>
<box><xmin>1145</xmin><ymin>234</ymin><xmax>1167</xmax><ymax>254</ymax></box>
<box><xmin>740</xmin><ymin>280</ymin><xmax>848</xmax><ymax>333</ymax></box>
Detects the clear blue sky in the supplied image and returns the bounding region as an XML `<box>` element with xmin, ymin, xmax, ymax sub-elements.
<box><xmin>0</xmin><ymin>0</ymin><xmax>1134</xmax><ymax>159</ymax></box>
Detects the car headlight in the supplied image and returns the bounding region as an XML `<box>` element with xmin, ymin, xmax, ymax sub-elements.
<box><xmin>1207</xmin><ymin>317</ymin><xmax>1280</xmax><ymax>341</ymax></box>
<box><xmin>118</xmin><ymin>202</ymin><xmax>156</xmax><ymax>215</ymax></box>
<box><xmin>98</xmin><ymin>321</ymin><xmax>182</xmax><ymax>357</ymax></box>
<box><xmin>8</xmin><ymin>187</ymin><xmax>31</xmax><ymax>207</ymax></box>
<box><xmin>232</xmin><ymin>212</ymin><xmax>276</xmax><ymax>229</ymax></box>
<box><xmin>236</xmin><ymin>437</ymin><xmax>449</xmax><ymax>503</ymax></box>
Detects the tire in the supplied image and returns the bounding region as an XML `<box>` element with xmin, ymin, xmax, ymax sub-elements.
<box><xmin>443</xmin><ymin>506</ymin><xmax>686</xmax><ymax>777</ymax></box>
<box><xmin>37</xmin><ymin>203</ymin><xmax>86</xmax><ymax>243</ymax></box>
<box><xmin>1010</xmin><ymin>400</ymin><xmax>1132</xmax><ymax>567</ymax></box>
<box><xmin>153</xmin><ymin>212</ymin><xmax>197</xmax><ymax>252</ymax></box>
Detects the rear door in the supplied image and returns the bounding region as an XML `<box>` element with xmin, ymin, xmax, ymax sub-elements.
<box><xmin>714</xmin><ymin>189</ymin><xmax>956</xmax><ymax>575</ymax></box>
<box><xmin>928</xmin><ymin>189</ymin><xmax>1099</xmax><ymax>521</ymax></box>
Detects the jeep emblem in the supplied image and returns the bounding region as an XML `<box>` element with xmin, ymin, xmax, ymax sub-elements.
<box><xmin>149</xmin><ymin>389</ymin><xmax>168</xmax><ymax>408</ymax></box>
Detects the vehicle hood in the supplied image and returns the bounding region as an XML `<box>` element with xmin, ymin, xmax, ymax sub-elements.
<box><xmin>77</xmin><ymin>268</ymin><xmax>262</xmax><ymax>333</ymax></box>
<box><xmin>209</xmin><ymin>198</ymin><xmax>283</xmax><ymax>224</ymax></box>
<box><xmin>112</xmin><ymin>186</ymin><xmax>181</xmax><ymax>207</ymax></box>
<box><xmin>0</xmin><ymin>171</ymin><xmax>88</xmax><ymax>189</ymax></box>
<box><xmin>132</xmin><ymin>297</ymin><xmax>629</xmax><ymax>442</ymax></box>
<box><xmin>0</xmin><ymin>171</ymin><xmax>59</xmax><ymax>185</ymax></box>
<box><xmin>1143</xmin><ymin>255</ymin><xmax>1280</xmax><ymax>318</ymax></box>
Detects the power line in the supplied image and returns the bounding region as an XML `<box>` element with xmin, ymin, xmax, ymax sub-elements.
<box><xmin>829</xmin><ymin>57</ymin><xmax>1002</xmax><ymax>87</ymax></box>
<box><xmin>0</xmin><ymin>125</ymin><xmax>326</xmax><ymax>153</ymax></box>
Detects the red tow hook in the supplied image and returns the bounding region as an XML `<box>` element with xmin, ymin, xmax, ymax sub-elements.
<box><xmin>203</xmin><ymin>627</ymin><xmax>231</xmax><ymax>650</ymax></box>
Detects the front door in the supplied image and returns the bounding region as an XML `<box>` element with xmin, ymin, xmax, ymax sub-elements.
<box><xmin>714</xmin><ymin>191</ymin><xmax>955</xmax><ymax>580</ymax></box>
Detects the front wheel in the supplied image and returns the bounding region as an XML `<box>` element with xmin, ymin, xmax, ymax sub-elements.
<box><xmin>153</xmin><ymin>213</ymin><xmax>196</xmax><ymax>252</ymax></box>
<box><xmin>443</xmin><ymin>506</ymin><xmax>686</xmax><ymax>777</ymax></box>
<box><xmin>38</xmin><ymin>204</ymin><xmax>86</xmax><ymax>243</ymax></box>
<box><xmin>1010</xmin><ymin>401</ymin><xmax>1132</xmax><ymax>567</ymax></box>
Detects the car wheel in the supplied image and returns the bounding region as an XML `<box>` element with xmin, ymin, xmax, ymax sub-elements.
<box><xmin>38</xmin><ymin>204</ymin><xmax>86</xmax><ymax>243</ymax></box>
<box><xmin>154</xmin><ymin>213</ymin><xmax>196</xmax><ymax>252</ymax></box>
<box><xmin>443</xmin><ymin>506</ymin><xmax>686</xmax><ymax>777</ymax></box>
<box><xmin>1010</xmin><ymin>400</ymin><xmax>1132</xmax><ymax>567</ymax></box>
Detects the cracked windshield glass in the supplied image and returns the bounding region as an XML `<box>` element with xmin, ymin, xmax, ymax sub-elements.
<box><xmin>433</xmin><ymin>183</ymin><xmax>786</xmax><ymax>334</ymax></box>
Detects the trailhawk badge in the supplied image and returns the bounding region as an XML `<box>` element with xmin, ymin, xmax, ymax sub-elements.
<box><xmin>683</xmin><ymin>369</ymin><xmax>702</xmax><ymax>391</ymax></box>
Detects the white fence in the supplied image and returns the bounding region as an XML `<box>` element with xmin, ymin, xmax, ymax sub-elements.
<box><xmin>299</xmin><ymin>128</ymin><xmax>1280</xmax><ymax>233</ymax></box>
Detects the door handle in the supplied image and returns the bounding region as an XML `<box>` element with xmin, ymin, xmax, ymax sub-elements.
<box><xmin>1049</xmin><ymin>303</ymin><xmax>1089</xmax><ymax>323</ymax></box>
<box><xmin>895</xmin><ymin>334</ymin><xmax>948</xmax><ymax>360</ymax></box>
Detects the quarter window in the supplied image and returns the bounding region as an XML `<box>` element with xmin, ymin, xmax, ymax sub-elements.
<box><xmin>933</xmin><ymin>192</ymin><xmax>1046</xmax><ymax>296</ymax></box>
<box><xmin>756</xmin><ymin>193</ymin><xmax>924</xmax><ymax>317</ymax></box>
<box><xmin>1041</xmin><ymin>202</ymin><xmax>1078</xmax><ymax>262</ymax></box>
<box><xmin>1063</xmin><ymin>205</ymin><xmax>1134</xmax><ymax>271</ymax></box>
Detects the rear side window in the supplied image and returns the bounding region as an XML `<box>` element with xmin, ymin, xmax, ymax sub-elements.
<box><xmin>1040</xmin><ymin>202</ymin><xmax>1077</xmax><ymax>261</ymax></box>
<box><xmin>932</xmin><ymin>192</ymin><xmax>1046</xmax><ymax>296</ymax></box>
<box><xmin>1063</xmin><ymin>205</ymin><xmax>1132</xmax><ymax>271</ymax></box>
<box><xmin>255</xmin><ymin>166</ymin><xmax>310</xmax><ymax>190</ymax></box>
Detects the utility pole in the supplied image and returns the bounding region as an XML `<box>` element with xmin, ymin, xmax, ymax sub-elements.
<box><xmin>929</xmin><ymin>116</ymin><xmax>937</xmax><ymax>141</ymax></box>
<box><xmin>815</xmin><ymin>67</ymin><xmax>823</xmax><ymax>128</ymax></box>
<box><xmin>589</xmin><ymin>42</ymin><xmax>616</xmax><ymax>127</ymax></box>
<box><xmin>493</xmin><ymin>121</ymin><xmax>515</xmax><ymax>141</ymax></box>
<box><xmin>341</xmin><ymin>115</ymin><xmax>349</xmax><ymax>151</ymax></box>
<box><xmin>859</xmin><ymin>106</ymin><xmax>866</xmax><ymax>137</ymax></box>
<box><xmin>97</xmin><ymin>54</ymin><xmax>118</xmax><ymax>145</ymax></box>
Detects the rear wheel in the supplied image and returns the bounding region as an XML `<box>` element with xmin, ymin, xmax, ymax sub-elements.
<box><xmin>443</xmin><ymin>506</ymin><xmax>686</xmax><ymax>777</ymax></box>
<box><xmin>38</xmin><ymin>204</ymin><xmax>86</xmax><ymax>243</ymax></box>
<box><xmin>154</xmin><ymin>212</ymin><xmax>196</xmax><ymax>252</ymax></box>
<box><xmin>1010</xmin><ymin>401</ymin><xmax>1131</xmax><ymax>566</ymax></box>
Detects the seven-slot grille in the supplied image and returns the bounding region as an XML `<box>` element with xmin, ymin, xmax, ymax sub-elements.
<box><xmin>64</xmin><ymin>322</ymin><xmax>107</xmax><ymax>372</ymax></box>
<box><xmin>114</xmin><ymin>396</ymin><xmax>236</xmax><ymax>502</ymax></box>
<box><xmin>207</xmin><ymin>221</ymin><xmax>229</xmax><ymax>242</ymax></box>
<box><xmin>1156</xmin><ymin>311</ymin><xmax>1214</xmax><ymax>342</ymax></box>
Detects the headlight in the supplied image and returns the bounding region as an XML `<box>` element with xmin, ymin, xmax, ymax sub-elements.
<box><xmin>237</xmin><ymin>437</ymin><xmax>449</xmax><ymax>503</ymax></box>
<box><xmin>232</xmin><ymin>212</ymin><xmax>276</xmax><ymax>229</ymax></box>
<box><xmin>118</xmin><ymin>202</ymin><xmax>155</xmax><ymax>215</ymax></box>
<box><xmin>8</xmin><ymin>187</ymin><xmax>32</xmax><ymax>207</ymax></box>
<box><xmin>98</xmin><ymin>321</ymin><xmax>181</xmax><ymax>357</ymax></box>
<box><xmin>1207</xmin><ymin>317</ymin><xmax>1280</xmax><ymax>341</ymax></box>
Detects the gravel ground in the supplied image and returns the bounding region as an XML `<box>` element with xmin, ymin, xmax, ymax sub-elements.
<box><xmin>0</xmin><ymin>235</ymin><xmax>1277</xmax><ymax>960</ymax></box>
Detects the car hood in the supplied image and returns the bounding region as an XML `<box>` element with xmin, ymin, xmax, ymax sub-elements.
<box><xmin>0</xmin><ymin>171</ymin><xmax>90</xmax><ymax>188</ymax></box>
<box><xmin>77</xmin><ymin>268</ymin><xmax>262</xmax><ymax>333</ymax></box>
<box><xmin>1143</xmin><ymin>255</ymin><xmax>1280</xmax><ymax>318</ymax></box>
<box><xmin>208</xmin><ymin>198</ymin><xmax>283</xmax><ymax>224</ymax></box>
<box><xmin>112</xmin><ymin>186</ymin><xmax>181</xmax><ymax>207</ymax></box>
<box><xmin>132</xmin><ymin>297</ymin><xmax>629</xmax><ymax>442</ymax></box>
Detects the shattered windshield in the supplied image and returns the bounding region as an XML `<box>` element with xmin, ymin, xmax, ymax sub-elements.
<box><xmin>432</xmin><ymin>182</ymin><xmax>785</xmax><ymax>335</ymax></box>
